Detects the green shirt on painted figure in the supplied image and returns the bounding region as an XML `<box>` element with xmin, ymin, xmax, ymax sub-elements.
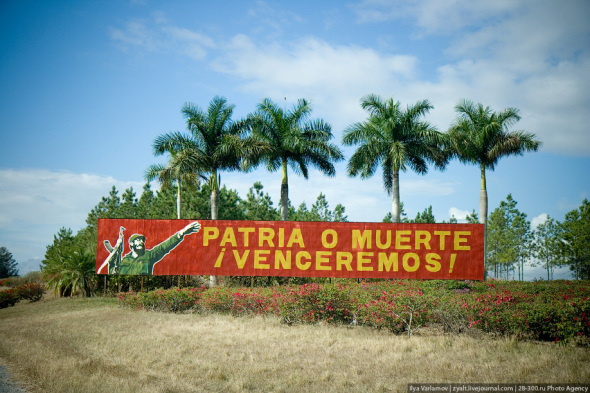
<box><xmin>119</xmin><ymin>234</ymin><xmax>184</xmax><ymax>275</ymax></box>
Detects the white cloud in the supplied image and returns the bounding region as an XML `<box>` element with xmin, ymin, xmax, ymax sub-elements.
<box><xmin>448</xmin><ymin>207</ymin><xmax>470</xmax><ymax>220</ymax></box>
<box><xmin>349</xmin><ymin>0</ymin><xmax>590</xmax><ymax>155</ymax></box>
<box><xmin>0</xmin><ymin>169</ymin><xmax>143</xmax><ymax>272</ymax></box>
<box><xmin>211</xmin><ymin>25</ymin><xmax>589</xmax><ymax>154</ymax></box>
<box><xmin>109</xmin><ymin>14</ymin><xmax>215</xmax><ymax>59</ymax></box>
<box><xmin>531</xmin><ymin>213</ymin><xmax>548</xmax><ymax>230</ymax></box>
<box><xmin>0</xmin><ymin>168</ymin><xmax>143</xmax><ymax>228</ymax></box>
<box><xmin>211</xmin><ymin>34</ymin><xmax>419</xmax><ymax>132</ymax></box>
<box><xmin>108</xmin><ymin>1</ymin><xmax>590</xmax><ymax>155</ymax></box>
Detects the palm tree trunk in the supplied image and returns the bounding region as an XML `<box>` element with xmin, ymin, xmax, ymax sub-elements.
<box><xmin>281</xmin><ymin>159</ymin><xmax>289</xmax><ymax>221</ymax></box>
<box><xmin>479</xmin><ymin>165</ymin><xmax>488</xmax><ymax>225</ymax></box>
<box><xmin>480</xmin><ymin>164</ymin><xmax>488</xmax><ymax>273</ymax></box>
<box><xmin>177</xmin><ymin>179</ymin><xmax>181</xmax><ymax>220</ymax></box>
<box><xmin>391</xmin><ymin>167</ymin><xmax>400</xmax><ymax>223</ymax></box>
<box><xmin>210</xmin><ymin>189</ymin><xmax>218</xmax><ymax>219</ymax></box>
<box><xmin>210</xmin><ymin>170</ymin><xmax>219</xmax><ymax>287</ymax></box>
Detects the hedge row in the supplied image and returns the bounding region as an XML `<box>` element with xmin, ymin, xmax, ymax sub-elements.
<box><xmin>117</xmin><ymin>280</ymin><xmax>590</xmax><ymax>343</ymax></box>
<box><xmin>0</xmin><ymin>282</ymin><xmax>44</xmax><ymax>308</ymax></box>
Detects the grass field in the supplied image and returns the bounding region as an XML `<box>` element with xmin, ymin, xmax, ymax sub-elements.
<box><xmin>1</xmin><ymin>295</ymin><xmax>589</xmax><ymax>393</ymax></box>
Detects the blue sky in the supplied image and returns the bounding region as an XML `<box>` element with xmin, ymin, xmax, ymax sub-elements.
<box><xmin>1</xmin><ymin>0</ymin><xmax>589</xmax><ymax>278</ymax></box>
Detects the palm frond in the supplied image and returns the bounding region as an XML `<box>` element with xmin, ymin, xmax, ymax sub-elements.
<box><xmin>449</xmin><ymin>100</ymin><xmax>541</xmax><ymax>171</ymax></box>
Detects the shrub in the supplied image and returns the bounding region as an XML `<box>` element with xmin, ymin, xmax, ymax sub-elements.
<box><xmin>117</xmin><ymin>287</ymin><xmax>206</xmax><ymax>313</ymax></box>
<box><xmin>116</xmin><ymin>280</ymin><xmax>590</xmax><ymax>343</ymax></box>
<box><xmin>357</xmin><ymin>289</ymin><xmax>436</xmax><ymax>335</ymax></box>
<box><xmin>16</xmin><ymin>282</ymin><xmax>44</xmax><ymax>302</ymax></box>
<box><xmin>0</xmin><ymin>278</ymin><xmax>16</xmax><ymax>287</ymax></box>
<box><xmin>276</xmin><ymin>283</ymin><xmax>356</xmax><ymax>324</ymax></box>
<box><xmin>0</xmin><ymin>282</ymin><xmax>44</xmax><ymax>308</ymax></box>
<box><xmin>200</xmin><ymin>287</ymin><xmax>235</xmax><ymax>314</ymax></box>
<box><xmin>200</xmin><ymin>287</ymin><xmax>277</xmax><ymax>316</ymax></box>
<box><xmin>440</xmin><ymin>280</ymin><xmax>590</xmax><ymax>343</ymax></box>
<box><xmin>0</xmin><ymin>289</ymin><xmax>20</xmax><ymax>308</ymax></box>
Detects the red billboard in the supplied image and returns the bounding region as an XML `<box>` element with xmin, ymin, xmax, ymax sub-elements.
<box><xmin>96</xmin><ymin>218</ymin><xmax>485</xmax><ymax>280</ymax></box>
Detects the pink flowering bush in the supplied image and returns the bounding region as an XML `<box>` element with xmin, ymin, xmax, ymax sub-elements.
<box><xmin>444</xmin><ymin>280</ymin><xmax>590</xmax><ymax>343</ymax></box>
<box><xmin>0</xmin><ymin>288</ymin><xmax>20</xmax><ymax>308</ymax></box>
<box><xmin>0</xmin><ymin>282</ymin><xmax>45</xmax><ymax>308</ymax></box>
<box><xmin>275</xmin><ymin>283</ymin><xmax>356</xmax><ymax>324</ymax></box>
<box><xmin>356</xmin><ymin>289</ymin><xmax>436</xmax><ymax>334</ymax></box>
<box><xmin>16</xmin><ymin>282</ymin><xmax>44</xmax><ymax>302</ymax></box>
<box><xmin>116</xmin><ymin>279</ymin><xmax>590</xmax><ymax>343</ymax></box>
<box><xmin>200</xmin><ymin>287</ymin><xmax>278</xmax><ymax>316</ymax></box>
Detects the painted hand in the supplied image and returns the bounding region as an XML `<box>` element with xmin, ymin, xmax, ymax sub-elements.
<box><xmin>180</xmin><ymin>221</ymin><xmax>201</xmax><ymax>236</ymax></box>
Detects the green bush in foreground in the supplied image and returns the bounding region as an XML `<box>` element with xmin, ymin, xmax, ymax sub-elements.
<box><xmin>118</xmin><ymin>287</ymin><xmax>206</xmax><ymax>313</ymax></box>
<box><xmin>117</xmin><ymin>280</ymin><xmax>590</xmax><ymax>343</ymax></box>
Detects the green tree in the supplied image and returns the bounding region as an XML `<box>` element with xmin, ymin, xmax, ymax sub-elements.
<box><xmin>465</xmin><ymin>210</ymin><xmax>479</xmax><ymax>224</ymax></box>
<box><xmin>153</xmin><ymin>96</ymin><xmax>251</xmax><ymax>286</ymax></box>
<box><xmin>0</xmin><ymin>247</ymin><xmax>18</xmax><ymax>278</ymax></box>
<box><xmin>240</xmin><ymin>182</ymin><xmax>279</xmax><ymax>221</ymax></box>
<box><xmin>486</xmin><ymin>195</ymin><xmax>532</xmax><ymax>280</ymax></box>
<box><xmin>216</xmin><ymin>185</ymin><xmax>245</xmax><ymax>220</ymax></box>
<box><xmin>81</xmin><ymin>186</ymin><xmax>128</xmax><ymax>254</ymax></box>
<box><xmin>146</xmin><ymin>186</ymin><xmax>178</xmax><ymax>219</ymax></box>
<box><xmin>146</xmin><ymin>151</ymin><xmax>207</xmax><ymax>219</ymax></box>
<box><xmin>560</xmin><ymin>199</ymin><xmax>590</xmax><ymax>279</ymax></box>
<box><xmin>343</xmin><ymin>94</ymin><xmax>447</xmax><ymax>223</ymax></box>
<box><xmin>533</xmin><ymin>216</ymin><xmax>562</xmax><ymax>281</ymax></box>
<box><xmin>86</xmin><ymin>186</ymin><xmax>122</xmax><ymax>231</ymax></box>
<box><xmin>509</xmin><ymin>210</ymin><xmax>533</xmax><ymax>281</ymax></box>
<box><xmin>247</xmin><ymin>98</ymin><xmax>344</xmax><ymax>221</ymax></box>
<box><xmin>442</xmin><ymin>215</ymin><xmax>458</xmax><ymax>224</ymax></box>
<box><xmin>333</xmin><ymin>204</ymin><xmax>348</xmax><ymax>222</ymax></box>
<box><xmin>137</xmin><ymin>183</ymin><xmax>155</xmax><ymax>219</ymax></box>
<box><xmin>410</xmin><ymin>206</ymin><xmax>436</xmax><ymax>223</ymax></box>
<box><xmin>119</xmin><ymin>187</ymin><xmax>138</xmax><ymax>218</ymax></box>
<box><xmin>448</xmin><ymin>100</ymin><xmax>541</xmax><ymax>264</ymax></box>
<box><xmin>309</xmin><ymin>193</ymin><xmax>333</xmax><ymax>222</ymax></box>
<box><xmin>288</xmin><ymin>194</ymin><xmax>348</xmax><ymax>223</ymax></box>
<box><xmin>44</xmin><ymin>248</ymin><xmax>96</xmax><ymax>297</ymax></box>
<box><xmin>292</xmin><ymin>202</ymin><xmax>311</xmax><ymax>221</ymax></box>
<box><xmin>383</xmin><ymin>202</ymin><xmax>407</xmax><ymax>223</ymax></box>
<box><xmin>153</xmin><ymin>96</ymin><xmax>250</xmax><ymax>221</ymax></box>
<box><xmin>40</xmin><ymin>228</ymin><xmax>76</xmax><ymax>296</ymax></box>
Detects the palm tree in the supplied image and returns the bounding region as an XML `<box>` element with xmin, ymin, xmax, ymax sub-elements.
<box><xmin>153</xmin><ymin>96</ymin><xmax>251</xmax><ymax>286</ymax></box>
<box><xmin>342</xmin><ymin>94</ymin><xmax>447</xmax><ymax>223</ymax></box>
<box><xmin>447</xmin><ymin>100</ymin><xmax>541</xmax><ymax>265</ymax></box>
<box><xmin>44</xmin><ymin>248</ymin><xmax>96</xmax><ymax>297</ymax></box>
<box><xmin>145</xmin><ymin>151</ymin><xmax>207</xmax><ymax>219</ymax></box>
<box><xmin>153</xmin><ymin>96</ymin><xmax>250</xmax><ymax>220</ymax></box>
<box><xmin>246</xmin><ymin>98</ymin><xmax>344</xmax><ymax>221</ymax></box>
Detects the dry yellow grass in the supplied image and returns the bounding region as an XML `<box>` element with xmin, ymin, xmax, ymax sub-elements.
<box><xmin>1</xmin><ymin>296</ymin><xmax>589</xmax><ymax>393</ymax></box>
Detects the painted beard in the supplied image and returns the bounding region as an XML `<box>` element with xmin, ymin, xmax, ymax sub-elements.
<box><xmin>132</xmin><ymin>244</ymin><xmax>146</xmax><ymax>256</ymax></box>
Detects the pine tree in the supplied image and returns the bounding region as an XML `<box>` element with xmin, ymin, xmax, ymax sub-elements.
<box><xmin>487</xmin><ymin>195</ymin><xmax>532</xmax><ymax>279</ymax></box>
<box><xmin>411</xmin><ymin>206</ymin><xmax>436</xmax><ymax>223</ymax></box>
<box><xmin>533</xmin><ymin>216</ymin><xmax>562</xmax><ymax>281</ymax></box>
<box><xmin>240</xmin><ymin>182</ymin><xmax>279</xmax><ymax>221</ymax></box>
<box><xmin>0</xmin><ymin>247</ymin><xmax>18</xmax><ymax>278</ymax></box>
<box><xmin>561</xmin><ymin>199</ymin><xmax>590</xmax><ymax>279</ymax></box>
<box><xmin>119</xmin><ymin>187</ymin><xmax>138</xmax><ymax>218</ymax></box>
